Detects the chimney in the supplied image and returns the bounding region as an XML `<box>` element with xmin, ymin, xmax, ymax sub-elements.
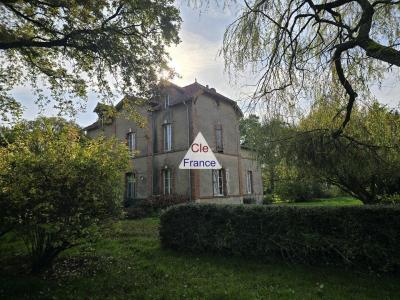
<box><xmin>210</xmin><ymin>88</ymin><xmax>216</xmax><ymax>93</ymax></box>
<box><xmin>206</xmin><ymin>84</ymin><xmax>209</xmax><ymax>89</ymax></box>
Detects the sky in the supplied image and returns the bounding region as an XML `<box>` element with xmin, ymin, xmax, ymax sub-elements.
<box><xmin>12</xmin><ymin>1</ymin><xmax>247</xmax><ymax>128</ymax></box>
<box><xmin>9</xmin><ymin>1</ymin><xmax>400</xmax><ymax>128</ymax></box>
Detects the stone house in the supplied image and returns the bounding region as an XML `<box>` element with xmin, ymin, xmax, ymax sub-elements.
<box><xmin>84</xmin><ymin>81</ymin><xmax>263</xmax><ymax>204</ymax></box>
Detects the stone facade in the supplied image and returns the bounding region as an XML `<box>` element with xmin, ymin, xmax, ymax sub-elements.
<box><xmin>84</xmin><ymin>81</ymin><xmax>263</xmax><ymax>204</ymax></box>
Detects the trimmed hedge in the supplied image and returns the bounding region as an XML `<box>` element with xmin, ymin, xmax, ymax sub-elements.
<box><xmin>160</xmin><ymin>204</ymin><xmax>400</xmax><ymax>272</ymax></box>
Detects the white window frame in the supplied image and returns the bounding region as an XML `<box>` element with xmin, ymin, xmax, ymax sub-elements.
<box><xmin>163</xmin><ymin>123</ymin><xmax>172</xmax><ymax>151</ymax></box>
<box><xmin>213</xmin><ymin>169</ymin><xmax>225</xmax><ymax>196</ymax></box>
<box><xmin>127</xmin><ymin>132</ymin><xmax>136</xmax><ymax>152</ymax></box>
<box><xmin>246</xmin><ymin>170</ymin><xmax>253</xmax><ymax>194</ymax></box>
<box><xmin>163</xmin><ymin>169</ymin><xmax>172</xmax><ymax>195</ymax></box>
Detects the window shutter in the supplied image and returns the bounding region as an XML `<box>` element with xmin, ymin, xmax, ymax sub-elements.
<box><xmin>171</xmin><ymin>168</ymin><xmax>175</xmax><ymax>194</ymax></box>
<box><xmin>170</xmin><ymin>124</ymin><xmax>174</xmax><ymax>150</ymax></box>
<box><xmin>222</xmin><ymin>169</ymin><xmax>227</xmax><ymax>196</ymax></box>
<box><xmin>153</xmin><ymin>166</ymin><xmax>159</xmax><ymax>195</ymax></box>
<box><xmin>212</xmin><ymin>170</ymin><xmax>218</xmax><ymax>195</ymax></box>
<box><xmin>215</xmin><ymin>125</ymin><xmax>223</xmax><ymax>152</ymax></box>
<box><xmin>225</xmin><ymin>168</ymin><xmax>230</xmax><ymax>195</ymax></box>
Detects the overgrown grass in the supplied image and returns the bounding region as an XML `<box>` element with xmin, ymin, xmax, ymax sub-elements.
<box><xmin>279</xmin><ymin>196</ymin><xmax>363</xmax><ymax>206</ymax></box>
<box><xmin>1</xmin><ymin>217</ymin><xmax>399</xmax><ymax>299</ymax></box>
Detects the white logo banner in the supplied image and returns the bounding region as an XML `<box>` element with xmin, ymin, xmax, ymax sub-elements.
<box><xmin>179</xmin><ymin>132</ymin><xmax>222</xmax><ymax>169</ymax></box>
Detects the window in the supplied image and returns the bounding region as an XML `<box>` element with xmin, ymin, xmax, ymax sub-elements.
<box><xmin>164</xmin><ymin>94</ymin><xmax>170</xmax><ymax>109</ymax></box>
<box><xmin>126</xmin><ymin>173</ymin><xmax>136</xmax><ymax>199</ymax></box>
<box><xmin>163</xmin><ymin>123</ymin><xmax>172</xmax><ymax>151</ymax></box>
<box><xmin>163</xmin><ymin>169</ymin><xmax>172</xmax><ymax>195</ymax></box>
<box><xmin>213</xmin><ymin>169</ymin><xmax>226</xmax><ymax>196</ymax></box>
<box><xmin>127</xmin><ymin>132</ymin><xmax>136</xmax><ymax>152</ymax></box>
<box><xmin>246</xmin><ymin>171</ymin><xmax>253</xmax><ymax>194</ymax></box>
<box><xmin>216</xmin><ymin>126</ymin><xmax>223</xmax><ymax>152</ymax></box>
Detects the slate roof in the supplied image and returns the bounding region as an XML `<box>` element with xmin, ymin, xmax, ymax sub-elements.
<box><xmin>84</xmin><ymin>81</ymin><xmax>243</xmax><ymax>131</ymax></box>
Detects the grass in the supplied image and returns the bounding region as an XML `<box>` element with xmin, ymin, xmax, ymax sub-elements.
<box><xmin>278</xmin><ymin>196</ymin><xmax>363</xmax><ymax>206</ymax></box>
<box><xmin>1</xmin><ymin>216</ymin><xmax>399</xmax><ymax>299</ymax></box>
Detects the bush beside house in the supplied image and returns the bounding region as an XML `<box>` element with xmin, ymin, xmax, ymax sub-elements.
<box><xmin>126</xmin><ymin>194</ymin><xmax>189</xmax><ymax>219</ymax></box>
<box><xmin>160</xmin><ymin>204</ymin><xmax>400</xmax><ymax>272</ymax></box>
<box><xmin>0</xmin><ymin>118</ymin><xmax>129</xmax><ymax>273</ymax></box>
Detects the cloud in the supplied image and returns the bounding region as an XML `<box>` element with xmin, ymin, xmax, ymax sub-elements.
<box><xmin>370</xmin><ymin>72</ymin><xmax>400</xmax><ymax>108</ymax></box>
<box><xmin>168</xmin><ymin>30</ymin><xmax>223</xmax><ymax>82</ymax></box>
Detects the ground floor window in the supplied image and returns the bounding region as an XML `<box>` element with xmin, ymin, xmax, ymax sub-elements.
<box><xmin>163</xmin><ymin>169</ymin><xmax>172</xmax><ymax>195</ymax></box>
<box><xmin>126</xmin><ymin>173</ymin><xmax>136</xmax><ymax>199</ymax></box>
<box><xmin>246</xmin><ymin>170</ymin><xmax>253</xmax><ymax>194</ymax></box>
<box><xmin>213</xmin><ymin>169</ymin><xmax>225</xmax><ymax>196</ymax></box>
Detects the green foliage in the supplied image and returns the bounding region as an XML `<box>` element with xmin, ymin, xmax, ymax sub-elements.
<box><xmin>160</xmin><ymin>204</ymin><xmax>400</xmax><ymax>272</ymax></box>
<box><xmin>280</xmin><ymin>197</ymin><xmax>362</xmax><ymax>207</ymax></box>
<box><xmin>222</xmin><ymin>0</ymin><xmax>400</xmax><ymax>132</ymax></box>
<box><xmin>289</xmin><ymin>102</ymin><xmax>400</xmax><ymax>204</ymax></box>
<box><xmin>240</xmin><ymin>102</ymin><xmax>400</xmax><ymax>204</ymax></box>
<box><xmin>0</xmin><ymin>0</ymin><xmax>181</xmax><ymax>122</ymax></box>
<box><xmin>275</xmin><ymin>178</ymin><xmax>332</xmax><ymax>202</ymax></box>
<box><xmin>0</xmin><ymin>117</ymin><xmax>129</xmax><ymax>272</ymax></box>
<box><xmin>240</xmin><ymin>116</ymin><xmax>330</xmax><ymax>201</ymax></box>
<box><xmin>382</xmin><ymin>194</ymin><xmax>400</xmax><ymax>205</ymax></box>
<box><xmin>243</xmin><ymin>197</ymin><xmax>256</xmax><ymax>204</ymax></box>
<box><xmin>262</xmin><ymin>194</ymin><xmax>274</xmax><ymax>204</ymax></box>
<box><xmin>126</xmin><ymin>194</ymin><xmax>189</xmax><ymax>219</ymax></box>
<box><xmin>2</xmin><ymin>218</ymin><xmax>400</xmax><ymax>299</ymax></box>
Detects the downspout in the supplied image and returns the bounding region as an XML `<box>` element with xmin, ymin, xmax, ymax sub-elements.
<box><xmin>183</xmin><ymin>99</ymin><xmax>192</xmax><ymax>202</ymax></box>
<box><xmin>151</xmin><ymin>111</ymin><xmax>155</xmax><ymax>196</ymax></box>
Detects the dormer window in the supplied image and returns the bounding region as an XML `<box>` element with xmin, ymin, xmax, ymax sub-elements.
<box><xmin>164</xmin><ymin>94</ymin><xmax>170</xmax><ymax>109</ymax></box>
<box><xmin>94</xmin><ymin>103</ymin><xmax>114</xmax><ymax>126</ymax></box>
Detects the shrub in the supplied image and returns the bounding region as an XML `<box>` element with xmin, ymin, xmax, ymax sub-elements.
<box><xmin>262</xmin><ymin>194</ymin><xmax>273</xmax><ymax>205</ymax></box>
<box><xmin>125</xmin><ymin>201</ymin><xmax>154</xmax><ymax>219</ymax></box>
<box><xmin>0</xmin><ymin>118</ymin><xmax>129</xmax><ymax>273</ymax></box>
<box><xmin>126</xmin><ymin>194</ymin><xmax>189</xmax><ymax>219</ymax></box>
<box><xmin>381</xmin><ymin>194</ymin><xmax>400</xmax><ymax>205</ymax></box>
<box><xmin>275</xmin><ymin>178</ymin><xmax>332</xmax><ymax>202</ymax></box>
<box><xmin>243</xmin><ymin>197</ymin><xmax>256</xmax><ymax>204</ymax></box>
<box><xmin>160</xmin><ymin>204</ymin><xmax>400</xmax><ymax>272</ymax></box>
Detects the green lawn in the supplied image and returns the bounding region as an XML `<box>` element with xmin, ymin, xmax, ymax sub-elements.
<box><xmin>278</xmin><ymin>196</ymin><xmax>363</xmax><ymax>206</ymax></box>
<box><xmin>1</xmin><ymin>217</ymin><xmax>399</xmax><ymax>299</ymax></box>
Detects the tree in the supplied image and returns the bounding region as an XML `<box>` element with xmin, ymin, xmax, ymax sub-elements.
<box><xmin>0</xmin><ymin>0</ymin><xmax>181</xmax><ymax>122</ymax></box>
<box><xmin>287</xmin><ymin>101</ymin><xmax>400</xmax><ymax>204</ymax></box>
<box><xmin>240</xmin><ymin>115</ymin><xmax>328</xmax><ymax>200</ymax></box>
<box><xmin>0</xmin><ymin>117</ymin><xmax>130</xmax><ymax>273</ymax></box>
<box><xmin>223</xmin><ymin>0</ymin><xmax>400</xmax><ymax>134</ymax></box>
